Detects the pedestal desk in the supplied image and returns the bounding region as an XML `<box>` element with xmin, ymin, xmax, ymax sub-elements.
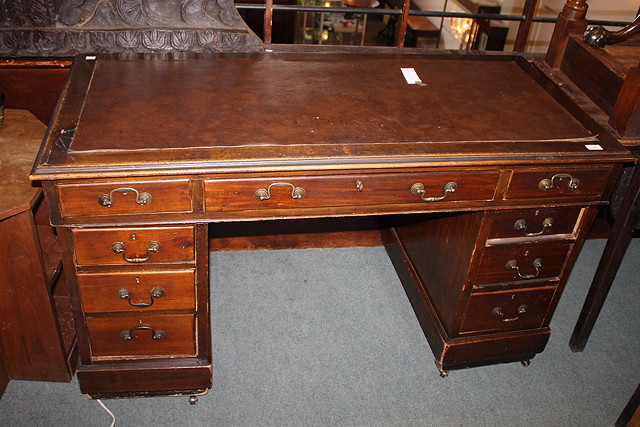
<box><xmin>30</xmin><ymin>51</ymin><xmax>633</xmax><ymax>399</ymax></box>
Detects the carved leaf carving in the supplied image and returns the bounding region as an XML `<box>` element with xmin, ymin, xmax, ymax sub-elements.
<box><xmin>197</xmin><ymin>30</ymin><xmax>220</xmax><ymax>50</ymax></box>
<box><xmin>116</xmin><ymin>0</ymin><xmax>158</xmax><ymax>26</ymax></box>
<box><xmin>33</xmin><ymin>31</ymin><xmax>61</xmax><ymax>53</ymax></box>
<box><xmin>142</xmin><ymin>29</ymin><xmax>168</xmax><ymax>50</ymax></box>
<box><xmin>65</xmin><ymin>32</ymin><xmax>88</xmax><ymax>51</ymax></box>
<box><xmin>116</xmin><ymin>31</ymin><xmax>140</xmax><ymax>50</ymax></box>
<box><xmin>4</xmin><ymin>0</ymin><xmax>27</xmax><ymax>26</ymax></box>
<box><xmin>3</xmin><ymin>30</ymin><xmax>30</xmax><ymax>53</ymax></box>
<box><xmin>171</xmin><ymin>30</ymin><xmax>194</xmax><ymax>51</ymax></box>
<box><xmin>90</xmin><ymin>31</ymin><xmax>115</xmax><ymax>51</ymax></box>
<box><xmin>221</xmin><ymin>32</ymin><xmax>245</xmax><ymax>51</ymax></box>
<box><xmin>25</xmin><ymin>0</ymin><xmax>53</xmax><ymax>27</ymax></box>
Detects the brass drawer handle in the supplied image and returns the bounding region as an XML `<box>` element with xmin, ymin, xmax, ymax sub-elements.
<box><xmin>505</xmin><ymin>258</ymin><xmax>543</xmax><ymax>279</ymax></box>
<box><xmin>254</xmin><ymin>182</ymin><xmax>306</xmax><ymax>201</ymax></box>
<box><xmin>513</xmin><ymin>218</ymin><xmax>554</xmax><ymax>237</ymax></box>
<box><xmin>98</xmin><ymin>187</ymin><xmax>153</xmax><ymax>207</ymax></box>
<box><xmin>116</xmin><ymin>287</ymin><xmax>165</xmax><ymax>308</ymax></box>
<box><xmin>411</xmin><ymin>181</ymin><xmax>457</xmax><ymax>202</ymax></box>
<box><xmin>492</xmin><ymin>304</ymin><xmax>528</xmax><ymax>323</ymax></box>
<box><xmin>120</xmin><ymin>325</ymin><xmax>166</xmax><ymax>340</ymax></box>
<box><xmin>538</xmin><ymin>173</ymin><xmax>580</xmax><ymax>191</ymax></box>
<box><xmin>110</xmin><ymin>241</ymin><xmax>161</xmax><ymax>263</ymax></box>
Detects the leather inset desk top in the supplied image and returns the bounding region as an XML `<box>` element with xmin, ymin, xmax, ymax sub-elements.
<box><xmin>31</xmin><ymin>52</ymin><xmax>632</xmax><ymax>180</ymax></box>
<box><xmin>71</xmin><ymin>54</ymin><xmax>592</xmax><ymax>153</ymax></box>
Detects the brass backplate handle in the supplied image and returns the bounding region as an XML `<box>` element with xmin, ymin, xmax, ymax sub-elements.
<box><xmin>411</xmin><ymin>181</ymin><xmax>457</xmax><ymax>202</ymax></box>
<box><xmin>98</xmin><ymin>187</ymin><xmax>153</xmax><ymax>207</ymax></box>
<box><xmin>505</xmin><ymin>258</ymin><xmax>543</xmax><ymax>279</ymax></box>
<box><xmin>110</xmin><ymin>241</ymin><xmax>161</xmax><ymax>263</ymax></box>
<box><xmin>492</xmin><ymin>304</ymin><xmax>528</xmax><ymax>323</ymax></box>
<box><xmin>255</xmin><ymin>182</ymin><xmax>306</xmax><ymax>201</ymax></box>
<box><xmin>538</xmin><ymin>173</ymin><xmax>580</xmax><ymax>191</ymax></box>
<box><xmin>513</xmin><ymin>217</ymin><xmax>554</xmax><ymax>237</ymax></box>
<box><xmin>120</xmin><ymin>325</ymin><xmax>166</xmax><ymax>340</ymax></box>
<box><xmin>116</xmin><ymin>287</ymin><xmax>165</xmax><ymax>308</ymax></box>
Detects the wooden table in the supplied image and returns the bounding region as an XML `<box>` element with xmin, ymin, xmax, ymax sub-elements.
<box><xmin>30</xmin><ymin>51</ymin><xmax>633</xmax><ymax>399</ymax></box>
<box><xmin>0</xmin><ymin>109</ymin><xmax>77</xmax><ymax>397</ymax></box>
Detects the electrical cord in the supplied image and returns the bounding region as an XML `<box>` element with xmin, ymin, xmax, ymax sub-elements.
<box><xmin>96</xmin><ymin>399</ymin><xmax>116</xmax><ymax>427</ymax></box>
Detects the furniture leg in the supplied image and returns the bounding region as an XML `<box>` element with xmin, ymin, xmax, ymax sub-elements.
<box><xmin>617</xmin><ymin>383</ymin><xmax>640</xmax><ymax>427</ymax></box>
<box><xmin>570</xmin><ymin>159</ymin><xmax>640</xmax><ymax>352</ymax></box>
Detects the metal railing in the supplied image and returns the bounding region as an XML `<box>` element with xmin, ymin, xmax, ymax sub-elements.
<box><xmin>237</xmin><ymin>0</ymin><xmax>631</xmax><ymax>50</ymax></box>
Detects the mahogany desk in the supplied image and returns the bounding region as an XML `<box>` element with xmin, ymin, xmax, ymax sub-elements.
<box><xmin>30</xmin><ymin>51</ymin><xmax>633</xmax><ymax>400</ymax></box>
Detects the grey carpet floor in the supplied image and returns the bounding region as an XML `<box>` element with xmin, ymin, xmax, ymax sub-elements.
<box><xmin>0</xmin><ymin>238</ymin><xmax>638</xmax><ymax>426</ymax></box>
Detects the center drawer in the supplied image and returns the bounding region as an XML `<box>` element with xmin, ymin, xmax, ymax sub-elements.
<box><xmin>72</xmin><ymin>226</ymin><xmax>195</xmax><ymax>266</ymax></box>
<box><xmin>204</xmin><ymin>171</ymin><xmax>499</xmax><ymax>213</ymax></box>
<box><xmin>86</xmin><ymin>314</ymin><xmax>196</xmax><ymax>359</ymax></box>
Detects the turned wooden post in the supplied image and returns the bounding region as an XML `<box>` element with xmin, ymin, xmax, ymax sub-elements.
<box><xmin>544</xmin><ymin>0</ymin><xmax>589</xmax><ymax>68</ymax></box>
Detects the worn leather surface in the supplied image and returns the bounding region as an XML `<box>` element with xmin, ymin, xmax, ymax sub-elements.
<box><xmin>70</xmin><ymin>54</ymin><xmax>592</xmax><ymax>152</ymax></box>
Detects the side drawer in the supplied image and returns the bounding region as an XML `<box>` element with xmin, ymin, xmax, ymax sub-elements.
<box><xmin>505</xmin><ymin>166</ymin><xmax>613</xmax><ymax>201</ymax></box>
<box><xmin>77</xmin><ymin>270</ymin><xmax>195</xmax><ymax>313</ymax></box>
<box><xmin>204</xmin><ymin>171</ymin><xmax>499</xmax><ymax>213</ymax></box>
<box><xmin>58</xmin><ymin>179</ymin><xmax>193</xmax><ymax>217</ymax></box>
<box><xmin>460</xmin><ymin>287</ymin><xmax>555</xmax><ymax>334</ymax></box>
<box><xmin>72</xmin><ymin>226</ymin><xmax>195</xmax><ymax>266</ymax></box>
<box><xmin>475</xmin><ymin>242</ymin><xmax>572</xmax><ymax>287</ymax></box>
<box><xmin>486</xmin><ymin>207</ymin><xmax>583</xmax><ymax>241</ymax></box>
<box><xmin>86</xmin><ymin>314</ymin><xmax>196</xmax><ymax>359</ymax></box>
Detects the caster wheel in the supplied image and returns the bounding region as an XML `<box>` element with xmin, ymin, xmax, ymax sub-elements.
<box><xmin>521</xmin><ymin>359</ymin><xmax>531</xmax><ymax>367</ymax></box>
<box><xmin>188</xmin><ymin>395</ymin><xmax>199</xmax><ymax>405</ymax></box>
<box><xmin>439</xmin><ymin>370</ymin><xmax>449</xmax><ymax>378</ymax></box>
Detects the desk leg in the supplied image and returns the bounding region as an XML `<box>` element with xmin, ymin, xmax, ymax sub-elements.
<box><xmin>570</xmin><ymin>161</ymin><xmax>640</xmax><ymax>352</ymax></box>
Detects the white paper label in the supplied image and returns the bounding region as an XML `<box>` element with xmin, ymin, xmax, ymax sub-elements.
<box><xmin>585</xmin><ymin>144</ymin><xmax>603</xmax><ymax>151</ymax></box>
<box><xmin>401</xmin><ymin>68</ymin><xmax>423</xmax><ymax>85</ymax></box>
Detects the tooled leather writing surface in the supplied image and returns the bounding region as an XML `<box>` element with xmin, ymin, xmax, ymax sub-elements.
<box><xmin>69</xmin><ymin>54</ymin><xmax>593</xmax><ymax>153</ymax></box>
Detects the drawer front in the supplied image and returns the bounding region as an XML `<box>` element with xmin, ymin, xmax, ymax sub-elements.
<box><xmin>86</xmin><ymin>314</ymin><xmax>196</xmax><ymax>358</ymax></box>
<box><xmin>505</xmin><ymin>167</ymin><xmax>613</xmax><ymax>200</ymax></box>
<box><xmin>487</xmin><ymin>207</ymin><xmax>583</xmax><ymax>241</ymax></box>
<box><xmin>460</xmin><ymin>287</ymin><xmax>555</xmax><ymax>334</ymax></box>
<box><xmin>204</xmin><ymin>172</ymin><xmax>498</xmax><ymax>213</ymax></box>
<box><xmin>58</xmin><ymin>179</ymin><xmax>192</xmax><ymax>217</ymax></box>
<box><xmin>73</xmin><ymin>226</ymin><xmax>195</xmax><ymax>266</ymax></box>
<box><xmin>475</xmin><ymin>242</ymin><xmax>572</xmax><ymax>286</ymax></box>
<box><xmin>77</xmin><ymin>270</ymin><xmax>195</xmax><ymax>313</ymax></box>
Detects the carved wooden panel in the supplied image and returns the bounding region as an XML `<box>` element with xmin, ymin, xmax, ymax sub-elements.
<box><xmin>0</xmin><ymin>0</ymin><xmax>263</xmax><ymax>56</ymax></box>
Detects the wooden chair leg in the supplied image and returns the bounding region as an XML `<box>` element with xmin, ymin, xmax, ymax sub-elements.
<box><xmin>616</xmin><ymin>383</ymin><xmax>640</xmax><ymax>427</ymax></box>
<box><xmin>570</xmin><ymin>159</ymin><xmax>640</xmax><ymax>352</ymax></box>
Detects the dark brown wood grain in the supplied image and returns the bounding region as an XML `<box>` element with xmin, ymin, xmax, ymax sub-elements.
<box><xmin>29</xmin><ymin>51</ymin><xmax>635</xmax><ymax>395</ymax></box>
<box><xmin>460</xmin><ymin>287</ymin><xmax>556</xmax><ymax>334</ymax></box>
<box><xmin>486</xmin><ymin>207</ymin><xmax>583</xmax><ymax>241</ymax></box>
<box><xmin>474</xmin><ymin>241</ymin><xmax>572</xmax><ymax>286</ymax></box>
<box><xmin>77</xmin><ymin>270</ymin><xmax>196</xmax><ymax>313</ymax></box>
<box><xmin>0</xmin><ymin>62</ymin><xmax>70</xmax><ymax>125</ymax></box>
<box><xmin>560</xmin><ymin>36</ymin><xmax>627</xmax><ymax>116</ymax></box>
<box><xmin>86</xmin><ymin>314</ymin><xmax>196</xmax><ymax>359</ymax></box>
<box><xmin>72</xmin><ymin>226</ymin><xmax>195</xmax><ymax>266</ymax></box>
<box><xmin>0</xmin><ymin>209</ymin><xmax>75</xmax><ymax>382</ymax></box>
<box><xmin>391</xmin><ymin>211</ymin><xmax>487</xmax><ymax>337</ymax></box>
<box><xmin>77</xmin><ymin>360</ymin><xmax>212</xmax><ymax>397</ymax></box>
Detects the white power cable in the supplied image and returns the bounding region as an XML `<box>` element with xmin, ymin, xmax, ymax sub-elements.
<box><xmin>96</xmin><ymin>399</ymin><xmax>116</xmax><ymax>427</ymax></box>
